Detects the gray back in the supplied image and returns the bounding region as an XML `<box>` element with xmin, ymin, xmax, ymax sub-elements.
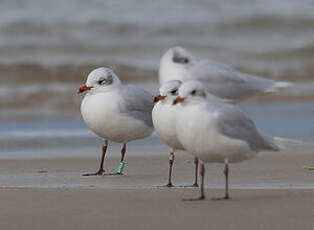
<box><xmin>120</xmin><ymin>85</ymin><xmax>154</xmax><ymax>128</ymax></box>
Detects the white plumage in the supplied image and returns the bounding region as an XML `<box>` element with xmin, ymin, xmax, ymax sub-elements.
<box><xmin>152</xmin><ymin>81</ymin><xmax>184</xmax><ymax>151</ymax></box>
<box><xmin>159</xmin><ymin>46</ymin><xmax>293</xmax><ymax>102</ymax></box>
<box><xmin>174</xmin><ymin>80</ymin><xmax>284</xmax><ymax>200</ymax></box>
<box><xmin>152</xmin><ymin>80</ymin><xmax>199</xmax><ymax>187</ymax></box>
<box><xmin>78</xmin><ymin>67</ymin><xmax>153</xmax><ymax>176</ymax></box>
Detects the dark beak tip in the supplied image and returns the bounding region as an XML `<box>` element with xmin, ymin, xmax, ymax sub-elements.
<box><xmin>77</xmin><ymin>85</ymin><xmax>92</xmax><ymax>94</ymax></box>
<box><xmin>153</xmin><ymin>95</ymin><xmax>166</xmax><ymax>103</ymax></box>
<box><xmin>172</xmin><ymin>97</ymin><xmax>184</xmax><ymax>105</ymax></box>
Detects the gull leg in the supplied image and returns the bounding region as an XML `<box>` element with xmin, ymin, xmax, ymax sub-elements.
<box><xmin>166</xmin><ymin>152</ymin><xmax>175</xmax><ymax>187</ymax></box>
<box><xmin>115</xmin><ymin>144</ymin><xmax>127</xmax><ymax>175</ymax></box>
<box><xmin>82</xmin><ymin>140</ymin><xmax>108</xmax><ymax>176</ymax></box>
<box><xmin>224</xmin><ymin>161</ymin><xmax>230</xmax><ymax>199</ymax></box>
<box><xmin>120</xmin><ymin>144</ymin><xmax>126</xmax><ymax>162</ymax></box>
<box><xmin>182</xmin><ymin>156</ymin><xmax>199</xmax><ymax>187</ymax></box>
<box><xmin>183</xmin><ymin>162</ymin><xmax>206</xmax><ymax>201</ymax></box>
<box><xmin>192</xmin><ymin>157</ymin><xmax>199</xmax><ymax>187</ymax></box>
<box><xmin>200</xmin><ymin>162</ymin><xmax>205</xmax><ymax>199</ymax></box>
<box><xmin>212</xmin><ymin>159</ymin><xmax>230</xmax><ymax>200</ymax></box>
<box><xmin>157</xmin><ymin>151</ymin><xmax>176</xmax><ymax>188</ymax></box>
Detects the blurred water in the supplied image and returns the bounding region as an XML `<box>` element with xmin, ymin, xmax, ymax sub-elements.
<box><xmin>0</xmin><ymin>0</ymin><xmax>313</xmax><ymax>77</ymax></box>
<box><xmin>1</xmin><ymin>0</ymin><xmax>314</xmax><ymax>118</ymax></box>
<box><xmin>241</xmin><ymin>102</ymin><xmax>314</xmax><ymax>141</ymax></box>
<box><xmin>1</xmin><ymin>1</ymin><xmax>313</xmax><ymax>158</ymax></box>
<box><xmin>0</xmin><ymin>102</ymin><xmax>313</xmax><ymax>158</ymax></box>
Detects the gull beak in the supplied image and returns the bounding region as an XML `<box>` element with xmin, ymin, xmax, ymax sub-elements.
<box><xmin>173</xmin><ymin>96</ymin><xmax>185</xmax><ymax>105</ymax></box>
<box><xmin>77</xmin><ymin>85</ymin><xmax>92</xmax><ymax>94</ymax></box>
<box><xmin>153</xmin><ymin>94</ymin><xmax>166</xmax><ymax>103</ymax></box>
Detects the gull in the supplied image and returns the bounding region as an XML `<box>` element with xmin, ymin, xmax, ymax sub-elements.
<box><xmin>77</xmin><ymin>67</ymin><xmax>154</xmax><ymax>176</ymax></box>
<box><xmin>173</xmin><ymin>80</ymin><xmax>288</xmax><ymax>200</ymax></box>
<box><xmin>152</xmin><ymin>80</ymin><xmax>199</xmax><ymax>187</ymax></box>
<box><xmin>159</xmin><ymin>46</ymin><xmax>293</xmax><ymax>102</ymax></box>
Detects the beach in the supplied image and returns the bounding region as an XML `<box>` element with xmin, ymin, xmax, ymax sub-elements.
<box><xmin>1</xmin><ymin>0</ymin><xmax>314</xmax><ymax>229</ymax></box>
<box><xmin>1</xmin><ymin>144</ymin><xmax>314</xmax><ymax>229</ymax></box>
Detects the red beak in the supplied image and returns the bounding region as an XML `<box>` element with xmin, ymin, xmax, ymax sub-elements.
<box><xmin>153</xmin><ymin>94</ymin><xmax>166</xmax><ymax>103</ymax></box>
<box><xmin>77</xmin><ymin>85</ymin><xmax>92</xmax><ymax>94</ymax></box>
<box><xmin>173</xmin><ymin>96</ymin><xmax>185</xmax><ymax>105</ymax></box>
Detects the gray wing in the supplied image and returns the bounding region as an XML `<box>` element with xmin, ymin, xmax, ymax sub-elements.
<box><xmin>120</xmin><ymin>85</ymin><xmax>153</xmax><ymax>128</ymax></box>
<box><xmin>187</xmin><ymin>60</ymin><xmax>276</xmax><ymax>101</ymax></box>
<box><xmin>216</xmin><ymin>104</ymin><xmax>279</xmax><ymax>152</ymax></box>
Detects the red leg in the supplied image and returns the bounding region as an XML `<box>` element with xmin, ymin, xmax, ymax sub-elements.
<box><xmin>183</xmin><ymin>162</ymin><xmax>206</xmax><ymax>201</ymax></box>
<box><xmin>182</xmin><ymin>156</ymin><xmax>199</xmax><ymax>188</ymax></box>
<box><xmin>224</xmin><ymin>162</ymin><xmax>230</xmax><ymax>200</ymax></box>
<box><xmin>166</xmin><ymin>152</ymin><xmax>175</xmax><ymax>187</ymax></box>
<box><xmin>120</xmin><ymin>144</ymin><xmax>126</xmax><ymax>162</ymax></box>
<box><xmin>212</xmin><ymin>160</ymin><xmax>231</xmax><ymax>200</ymax></box>
<box><xmin>82</xmin><ymin>141</ymin><xmax>108</xmax><ymax>176</ymax></box>
<box><xmin>192</xmin><ymin>157</ymin><xmax>199</xmax><ymax>187</ymax></box>
<box><xmin>199</xmin><ymin>163</ymin><xmax>206</xmax><ymax>200</ymax></box>
<box><xmin>115</xmin><ymin>144</ymin><xmax>127</xmax><ymax>175</ymax></box>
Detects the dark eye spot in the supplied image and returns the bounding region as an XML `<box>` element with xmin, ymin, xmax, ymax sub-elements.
<box><xmin>97</xmin><ymin>78</ymin><xmax>106</xmax><ymax>85</ymax></box>
<box><xmin>172</xmin><ymin>55</ymin><xmax>189</xmax><ymax>64</ymax></box>
<box><xmin>97</xmin><ymin>74</ymin><xmax>113</xmax><ymax>85</ymax></box>
<box><xmin>182</xmin><ymin>58</ymin><xmax>189</xmax><ymax>64</ymax></box>
<box><xmin>191</xmin><ymin>90</ymin><xmax>197</xmax><ymax>95</ymax></box>
<box><xmin>170</xmin><ymin>89</ymin><xmax>177</xmax><ymax>95</ymax></box>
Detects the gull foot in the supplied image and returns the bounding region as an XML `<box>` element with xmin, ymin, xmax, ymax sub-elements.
<box><xmin>107</xmin><ymin>172</ymin><xmax>124</xmax><ymax>176</ymax></box>
<box><xmin>157</xmin><ymin>183</ymin><xmax>174</xmax><ymax>188</ymax></box>
<box><xmin>82</xmin><ymin>169</ymin><xmax>105</xmax><ymax>176</ymax></box>
<box><xmin>182</xmin><ymin>183</ymin><xmax>199</xmax><ymax>188</ymax></box>
<box><xmin>182</xmin><ymin>196</ymin><xmax>206</xmax><ymax>201</ymax></box>
<box><xmin>211</xmin><ymin>196</ymin><xmax>230</xmax><ymax>201</ymax></box>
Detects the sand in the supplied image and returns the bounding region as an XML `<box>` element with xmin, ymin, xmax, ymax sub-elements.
<box><xmin>1</xmin><ymin>144</ymin><xmax>314</xmax><ymax>230</ymax></box>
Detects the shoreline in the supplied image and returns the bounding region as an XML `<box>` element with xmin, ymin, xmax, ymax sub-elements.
<box><xmin>0</xmin><ymin>143</ymin><xmax>313</xmax><ymax>189</ymax></box>
<box><xmin>0</xmin><ymin>144</ymin><xmax>313</xmax><ymax>229</ymax></box>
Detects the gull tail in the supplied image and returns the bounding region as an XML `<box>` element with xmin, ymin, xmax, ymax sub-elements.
<box><xmin>265</xmin><ymin>81</ymin><xmax>294</xmax><ymax>93</ymax></box>
<box><xmin>273</xmin><ymin>136</ymin><xmax>304</xmax><ymax>150</ymax></box>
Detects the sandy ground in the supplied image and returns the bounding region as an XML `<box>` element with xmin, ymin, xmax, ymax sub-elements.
<box><xmin>1</xmin><ymin>144</ymin><xmax>314</xmax><ymax>230</ymax></box>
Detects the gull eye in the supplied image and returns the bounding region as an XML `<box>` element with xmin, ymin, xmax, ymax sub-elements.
<box><xmin>191</xmin><ymin>90</ymin><xmax>197</xmax><ymax>95</ymax></box>
<box><xmin>172</xmin><ymin>55</ymin><xmax>190</xmax><ymax>64</ymax></box>
<box><xmin>182</xmin><ymin>58</ymin><xmax>189</xmax><ymax>64</ymax></box>
<box><xmin>97</xmin><ymin>78</ymin><xmax>106</xmax><ymax>85</ymax></box>
<box><xmin>97</xmin><ymin>74</ymin><xmax>113</xmax><ymax>85</ymax></box>
<box><xmin>170</xmin><ymin>89</ymin><xmax>177</xmax><ymax>95</ymax></box>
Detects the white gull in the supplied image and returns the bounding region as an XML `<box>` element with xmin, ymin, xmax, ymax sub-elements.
<box><xmin>77</xmin><ymin>67</ymin><xmax>154</xmax><ymax>176</ymax></box>
<box><xmin>159</xmin><ymin>46</ymin><xmax>292</xmax><ymax>102</ymax></box>
<box><xmin>152</xmin><ymin>80</ymin><xmax>199</xmax><ymax>187</ymax></box>
<box><xmin>173</xmin><ymin>80</ymin><xmax>291</xmax><ymax>200</ymax></box>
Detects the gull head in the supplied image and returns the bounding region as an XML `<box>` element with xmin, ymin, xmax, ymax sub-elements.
<box><xmin>173</xmin><ymin>80</ymin><xmax>206</xmax><ymax>105</ymax></box>
<box><xmin>77</xmin><ymin>67</ymin><xmax>121</xmax><ymax>94</ymax></box>
<box><xmin>161</xmin><ymin>46</ymin><xmax>195</xmax><ymax>66</ymax></box>
<box><xmin>159</xmin><ymin>46</ymin><xmax>196</xmax><ymax>86</ymax></box>
<box><xmin>153</xmin><ymin>80</ymin><xmax>182</xmax><ymax>103</ymax></box>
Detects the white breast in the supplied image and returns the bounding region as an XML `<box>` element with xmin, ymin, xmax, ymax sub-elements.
<box><xmin>152</xmin><ymin>99</ymin><xmax>184</xmax><ymax>150</ymax></box>
<box><xmin>176</xmin><ymin>103</ymin><xmax>253</xmax><ymax>163</ymax></box>
<box><xmin>81</xmin><ymin>90</ymin><xmax>152</xmax><ymax>143</ymax></box>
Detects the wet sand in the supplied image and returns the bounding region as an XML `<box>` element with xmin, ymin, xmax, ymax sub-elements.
<box><xmin>1</xmin><ymin>144</ymin><xmax>314</xmax><ymax>229</ymax></box>
<box><xmin>1</xmin><ymin>188</ymin><xmax>314</xmax><ymax>230</ymax></box>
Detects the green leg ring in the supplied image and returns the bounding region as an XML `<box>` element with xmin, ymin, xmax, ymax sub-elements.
<box><xmin>117</xmin><ymin>161</ymin><xmax>126</xmax><ymax>174</ymax></box>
